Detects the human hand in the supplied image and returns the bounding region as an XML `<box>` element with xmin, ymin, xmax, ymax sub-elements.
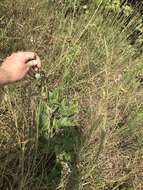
<box><xmin>0</xmin><ymin>51</ymin><xmax>41</xmax><ymax>84</ymax></box>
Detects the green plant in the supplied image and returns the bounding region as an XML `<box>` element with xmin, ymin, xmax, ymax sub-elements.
<box><xmin>36</xmin><ymin>88</ymin><xmax>79</xmax><ymax>188</ymax></box>
<box><xmin>37</xmin><ymin>88</ymin><xmax>78</xmax><ymax>140</ymax></box>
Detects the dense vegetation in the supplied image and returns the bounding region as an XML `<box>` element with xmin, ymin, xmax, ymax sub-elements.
<box><xmin>0</xmin><ymin>0</ymin><xmax>143</xmax><ymax>189</ymax></box>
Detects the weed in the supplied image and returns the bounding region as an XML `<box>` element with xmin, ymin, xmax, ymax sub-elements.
<box><xmin>35</xmin><ymin>88</ymin><xmax>80</xmax><ymax>189</ymax></box>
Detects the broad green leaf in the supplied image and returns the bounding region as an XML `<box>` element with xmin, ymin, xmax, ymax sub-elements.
<box><xmin>59</xmin><ymin>117</ymin><xmax>74</xmax><ymax>127</ymax></box>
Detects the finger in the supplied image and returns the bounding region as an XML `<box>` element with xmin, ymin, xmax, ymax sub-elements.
<box><xmin>23</xmin><ymin>52</ymin><xmax>36</xmax><ymax>63</ymax></box>
<box><xmin>34</xmin><ymin>67</ymin><xmax>38</xmax><ymax>71</ymax></box>
<box><xmin>35</xmin><ymin>55</ymin><xmax>41</xmax><ymax>68</ymax></box>
<box><xmin>27</xmin><ymin>60</ymin><xmax>38</xmax><ymax>67</ymax></box>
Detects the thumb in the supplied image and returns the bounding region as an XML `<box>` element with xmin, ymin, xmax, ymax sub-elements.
<box><xmin>26</xmin><ymin>60</ymin><xmax>38</xmax><ymax>67</ymax></box>
<box><xmin>24</xmin><ymin>52</ymin><xmax>36</xmax><ymax>63</ymax></box>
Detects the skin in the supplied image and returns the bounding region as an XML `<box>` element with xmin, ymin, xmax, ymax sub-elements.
<box><xmin>0</xmin><ymin>51</ymin><xmax>41</xmax><ymax>86</ymax></box>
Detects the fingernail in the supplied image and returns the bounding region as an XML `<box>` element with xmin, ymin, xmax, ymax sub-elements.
<box><xmin>33</xmin><ymin>60</ymin><xmax>37</xmax><ymax>65</ymax></box>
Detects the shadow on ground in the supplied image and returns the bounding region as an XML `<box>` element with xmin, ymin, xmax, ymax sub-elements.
<box><xmin>35</xmin><ymin>126</ymin><xmax>82</xmax><ymax>190</ymax></box>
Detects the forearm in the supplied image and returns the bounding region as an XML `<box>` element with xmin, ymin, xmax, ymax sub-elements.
<box><xmin>0</xmin><ymin>67</ymin><xmax>10</xmax><ymax>86</ymax></box>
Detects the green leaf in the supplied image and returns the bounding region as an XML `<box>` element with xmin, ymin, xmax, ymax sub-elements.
<box><xmin>70</xmin><ymin>98</ymin><xmax>78</xmax><ymax>114</ymax></box>
<box><xmin>38</xmin><ymin>102</ymin><xmax>51</xmax><ymax>130</ymax></box>
<box><xmin>48</xmin><ymin>89</ymin><xmax>59</xmax><ymax>104</ymax></box>
<box><xmin>60</xmin><ymin>98</ymin><xmax>69</xmax><ymax>116</ymax></box>
<box><xmin>59</xmin><ymin>117</ymin><xmax>74</xmax><ymax>127</ymax></box>
<box><xmin>57</xmin><ymin>151</ymin><xmax>71</xmax><ymax>162</ymax></box>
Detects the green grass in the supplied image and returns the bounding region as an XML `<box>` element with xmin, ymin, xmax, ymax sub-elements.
<box><xmin>0</xmin><ymin>0</ymin><xmax>143</xmax><ymax>189</ymax></box>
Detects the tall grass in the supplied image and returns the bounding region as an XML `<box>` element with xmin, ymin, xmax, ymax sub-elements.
<box><xmin>0</xmin><ymin>0</ymin><xmax>143</xmax><ymax>189</ymax></box>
